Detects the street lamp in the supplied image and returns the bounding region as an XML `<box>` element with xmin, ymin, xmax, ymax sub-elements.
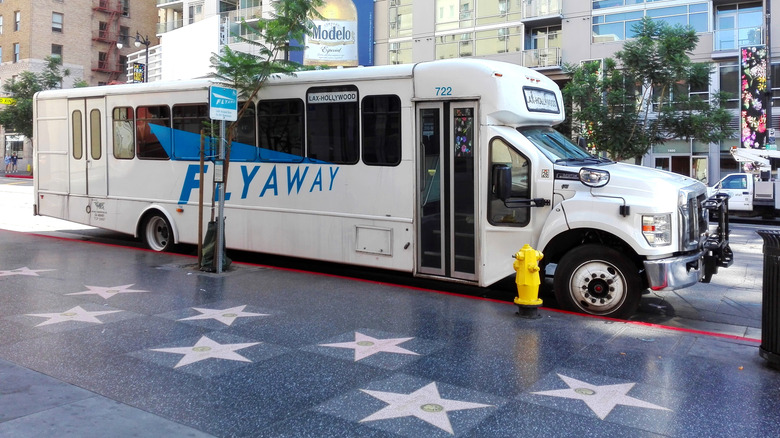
<box><xmin>116</xmin><ymin>31</ymin><xmax>151</xmax><ymax>82</ymax></box>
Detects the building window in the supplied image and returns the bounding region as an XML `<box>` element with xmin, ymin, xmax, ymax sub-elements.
<box><xmin>714</xmin><ymin>2</ymin><xmax>763</xmax><ymax>51</ymax></box>
<box><xmin>0</xmin><ymin>16</ymin><xmax>4</xmax><ymax>35</ymax></box>
<box><xmin>13</xmin><ymin>43</ymin><xmax>19</xmax><ymax>62</ymax></box>
<box><xmin>98</xmin><ymin>52</ymin><xmax>108</xmax><ymax>70</ymax></box>
<box><xmin>592</xmin><ymin>2</ymin><xmax>708</xmax><ymax>43</ymax></box>
<box><xmin>435</xmin><ymin>0</ymin><xmax>524</xmax><ymax>32</ymax></box>
<box><xmin>119</xmin><ymin>55</ymin><xmax>128</xmax><ymax>78</ymax></box>
<box><xmin>51</xmin><ymin>44</ymin><xmax>62</xmax><ymax>60</ymax></box>
<box><xmin>718</xmin><ymin>63</ymin><xmax>740</xmax><ymax>110</ymax></box>
<box><xmin>121</xmin><ymin>0</ymin><xmax>130</xmax><ymax>17</ymax></box>
<box><xmin>119</xmin><ymin>26</ymin><xmax>129</xmax><ymax>47</ymax></box>
<box><xmin>0</xmin><ymin>48</ymin><xmax>3</xmax><ymax>63</ymax></box>
<box><xmin>388</xmin><ymin>41</ymin><xmax>412</xmax><ymax>65</ymax></box>
<box><xmin>388</xmin><ymin>0</ymin><xmax>413</xmax><ymax>39</ymax></box>
<box><xmin>52</xmin><ymin>12</ymin><xmax>63</xmax><ymax>32</ymax></box>
<box><xmin>99</xmin><ymin>22</ymin><xmax>108</xmax><ymax>40</ymax></box>
<box><xmin>14</xmin><ymin>11</ymin><xmax>20</xmax><ymax>31</ymax></box>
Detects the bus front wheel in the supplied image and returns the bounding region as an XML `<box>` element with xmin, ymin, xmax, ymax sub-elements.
<box><xmin>142</xmin><ymin>213</ymin><xmax>174</xmax><ymax>252</ymax></box>
<box><xmin>553</xmin><ymin>244</ymin><xmax>641</xmax><ymax>319</ymax></box>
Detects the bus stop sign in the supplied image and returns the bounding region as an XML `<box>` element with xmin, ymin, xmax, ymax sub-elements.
<box><xmin>209</xmin><ymin>86</ymin><xmax>238</xmax><ymax>121</ymax></box>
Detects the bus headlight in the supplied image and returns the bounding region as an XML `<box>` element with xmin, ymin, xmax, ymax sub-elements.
<box><xmin>579</xmin><ymin>168</ymin><xmax>610</xmax><ymax>187</ymax></box>
<box><xmin>642</xmin><ymin>214</ymin><xmax>672</xmax><ymax>246</ymax></box>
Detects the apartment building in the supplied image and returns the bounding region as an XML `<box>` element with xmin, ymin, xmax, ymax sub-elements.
<box><xmin>0</xmin><ymin>0</ymin><xmax>156</xmax><ymax>163</ymax></box>
<box><xmin>376</xmin><ymin>0</ymin><xmax>779</xmax><ymax>182</ymax></box>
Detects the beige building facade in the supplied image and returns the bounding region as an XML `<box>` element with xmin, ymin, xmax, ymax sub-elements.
<box><xmin>0</xmin><ymin>0</ymin><xmax>157</xmax><ymax>166</ymax></box>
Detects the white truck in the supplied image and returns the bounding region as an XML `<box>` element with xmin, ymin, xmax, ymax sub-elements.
<box><xmin>709</xmin><ymin>147</ymin><xmax>780</xmax><ymax>217</ymax></box>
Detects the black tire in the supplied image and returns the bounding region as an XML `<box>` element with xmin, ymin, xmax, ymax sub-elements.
<box><xmin>553</xmin><ymin>244</ymin><xmax>642</xmax><ymax>319</ymax></box>
<box><xmin>141</xmin><ymin>212</ymin><xmax>174</xmax><ymax>252</ymax></box>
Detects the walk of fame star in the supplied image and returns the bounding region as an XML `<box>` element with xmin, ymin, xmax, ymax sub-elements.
<box><xmin>66</xmin><ymin>283</ymin><xmax>149</xmax><ymax>299</ymax></box>
<box><xmin>532</xmin><ymin>374</ymin><xmax>671</xmax><ymax>420</ymax></box>
<box><xmin>26</xmin><ymin>306</ymin><xmax>122</xmax><ymax>327</ymax></box>
<box><xmin>0</xmin><ymin>267</ymin><xmax>55</xmax><ymax>277</ymax></box>
<box><xmin>178</xmin><ymin>305</ymin><xmax>268</xmax><ymax>326</ymax></box>
<box><xmin>319</xmin><ymin>332</ymin><xmax>420</xmax><ymax>361</ymax></box>
<box><xmin>150</xmin><ymin>336</ymin><xmax>260</xmax><ymax>368</ymax></box>
<box><xmin>360</xmin><ymin>382</ymin><xmax>494</xmax><ymax>434</ymax></box>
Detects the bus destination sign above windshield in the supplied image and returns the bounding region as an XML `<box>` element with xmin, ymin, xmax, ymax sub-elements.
<box><xmin>210</xmin><ymin>86</ymin><xmax>238</xmax><ymax>121</ymax></box>
<box><xmin>523</xmin><ymin>87</ymin><xmax>559</xmax><ymax>114</ymax></box>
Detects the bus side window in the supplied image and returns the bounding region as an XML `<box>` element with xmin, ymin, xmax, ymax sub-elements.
<box><xmin>72</xmin><ymin>110</ymin><xmax>83</xmax><ymax>159</ymax></box>
<box><xmin>90</xmin><ymin>109</ymin><xmax>102</xmax><ymax>160</ymax></box>
<box><xmin>136</xmin><ymin>105</ymin><xmax>170</xmax><ymax>160</ymax></box>
<box><xmin>258</xmin><ymin>99</ymin><xmax>304</xmax><ymax>162</ymax></box>
<box><xmin>172</xmin><ymin>103</ymin><xmax>209</xmax><ymax>160</ymax></box>
<box><xmin>232</xmin><ymin>101</ymin><xmax>257</xmax><ymax>161</ymax></box>
<box><xmin>112</xmin><ymin>107</ymin><xmax>134</xmax><ymax>159</ymax></box>
<box><xmin>488</xmin><ymin>137</ymin><xmax>530</xmax><ymax>226</ymax></box>
<box><xmin>306</xmin><ymin>86</ymin><xmax>359</xmax><ymax>164</ymax></box>
<box><xmin>362</xmin><ymin>95</ymin><xmax>401</xmax><ymax>166</ymax></box>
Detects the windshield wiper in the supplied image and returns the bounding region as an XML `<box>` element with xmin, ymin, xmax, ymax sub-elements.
<box><xmin>555</xmin><ymin>157</ymin><xmax>607</xmax><ymax>165</ymax></box>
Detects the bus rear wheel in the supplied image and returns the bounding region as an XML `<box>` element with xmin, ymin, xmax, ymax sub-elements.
<box><xmin>142</xmin><ymin>213</ymin><xmax>174</xmax><ymax>252</ymax></box>
<box><xmin>553</xmin><ymin>244</ymin><xmax>641</xmax><ymax>319</ymax></box>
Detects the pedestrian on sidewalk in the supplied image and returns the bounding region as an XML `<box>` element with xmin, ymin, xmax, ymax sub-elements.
<box><xmin>11</xmin><ymin>153</ymin><xmax>18</xmax><ymax>173</ymax></box>
<box><xmin>3</xmin><ymin>154</ymin><xmax>10</xmax><ymax>173</ymax></box>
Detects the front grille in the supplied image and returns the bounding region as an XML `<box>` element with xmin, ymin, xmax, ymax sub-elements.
<box><xmin>679</xmin><ymin>189</ymin><xmax>707</xmax><ymax>252</ymax></box>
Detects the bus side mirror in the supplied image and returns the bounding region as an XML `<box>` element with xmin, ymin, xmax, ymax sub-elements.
<box><xmin>492</xmin><ymin>164</ymin><xmax>512</xmax><ymax>201</ymax></box>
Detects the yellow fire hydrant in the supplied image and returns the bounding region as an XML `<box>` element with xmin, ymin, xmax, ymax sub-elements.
<box><xmin>513</xmin><ymin>244</ymin><xmax>543</xmax><ymax>318</ymax></box>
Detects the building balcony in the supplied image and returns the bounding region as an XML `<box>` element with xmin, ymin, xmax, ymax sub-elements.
<box><xmin>158</xmin><ymin>19</ymin><xmax>184</xmax><ymax>34</ymax></box>
<box><xmin>157</xmin><ymin>0</ymin><xmax>184</xmax><ymax>6</ymax></box>
<box><xmin>222</xmin><ymin>6</ymin><xmax>263</xmax><ymax>23</ymax></box>
<box><xmin>713</xmin><ymin>27</ymin><xmax>764</xmax><ymax>52</ymax></box>
<box><xmin>93</xmin><ymin>30</ymin><xmax>118</xmax><ymax>44</ymax></box>
<box><xmin>522</xmin><ymin>47</ymin><xmax>561</xmax><ymax>69</ymax></box>
<box><xmin>93</xmin><ymin>0</ymin><xmax>123</xmax><ymax>14</ymax></box>
<box><xmin>93</xmin><ymin>61</ymin><xmax>123</xmax><ymax>74</ymax></box>
<box><xmin>522</xmin><ymin>0</ymin><xmax>562</xmax><ymax>25</ymax></box>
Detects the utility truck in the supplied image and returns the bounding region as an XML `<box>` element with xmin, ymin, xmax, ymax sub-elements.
<box><xmin>709</xmin><ymin>147</ymin><xmax>780</xmax><ymax>217</ymax></box>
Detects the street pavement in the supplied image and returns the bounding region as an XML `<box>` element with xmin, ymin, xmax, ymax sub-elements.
<box><xmin>0</xmin><ymin>175</ymin><xmax>779</xmax><ymax>437</ymax></box>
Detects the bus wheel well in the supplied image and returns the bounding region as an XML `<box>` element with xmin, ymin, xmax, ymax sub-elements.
<box><xmin>137</xmin><ymin>208</ymin><xmax>176</xmax><ymax>252</ymax></box>
<box><xmin>542</xmin><ymin>228</ymin><xmax>641</xmax><ymax>269</ymax></box>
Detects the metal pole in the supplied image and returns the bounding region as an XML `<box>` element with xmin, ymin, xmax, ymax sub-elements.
<box><xmin>216</xmin><ymin>120</ymin><xmax>226</xmax><ymax>273</ymax></box>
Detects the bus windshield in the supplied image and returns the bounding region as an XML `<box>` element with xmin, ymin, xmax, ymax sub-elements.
<box><xmin>518</xmin><ymin>127</ymin><xmax>610</xmax><ymax>165</ymax></box>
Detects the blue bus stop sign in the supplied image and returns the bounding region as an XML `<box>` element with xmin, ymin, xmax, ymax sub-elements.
<box><xmin>209</xmin><ymin>86</ymin><xmax>238</xmax><ymax>121</ymax></box>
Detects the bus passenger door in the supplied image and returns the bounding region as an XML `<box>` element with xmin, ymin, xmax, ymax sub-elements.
<box><xmin>67</xmin><ymin>99</ymin><xmax>87</xmax><ymax>196</ymax></box>
<box><xmin>416</xmin><ymin>102</ymin><xmax>478</xmax><ymax>281</ymax></box>
<box><xmin>67</xmin><ymin>98</ymin><xmax>107</xmax><ymax>198</ymax></box>
<box><xmin>85</xmin><ymin>98</ymin><xmax>108</xmax><ymax>197</ymax></box>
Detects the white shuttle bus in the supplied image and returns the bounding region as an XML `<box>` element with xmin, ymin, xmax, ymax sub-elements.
<box><xmin>33</xmin><ymin>59</ymin><xmax>731</xmax><ymax>317</ymax></box>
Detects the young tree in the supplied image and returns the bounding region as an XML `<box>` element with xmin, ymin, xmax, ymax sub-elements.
<box><xmin>210</xmin><ymin>0</ymin><xmax>323</xmax><ymax>181</ymax></box>
<box><xmin>202</xmin><ymin>0</ymin><xmax>322</xmax><ymax>270</ymax></box>
<box><xmin>0</xmin><ymin>56</ymin><xmax>72</xmax><ymax>139</ymax></box>
<box><xmin>563</xmin><ymin>18</ymin><xmax>733</xmax><ymax>163</ymax></box>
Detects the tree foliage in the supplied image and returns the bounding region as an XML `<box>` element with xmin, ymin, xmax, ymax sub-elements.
<box><xmin>0</xmin><ymin>56</ymin><xmax>73</xmax><ymax>139</ymax></box>
<box><xmin>209</xmin><ymin>0</ymin><xmax>323</xmax><ymax>186</ymax></box>
<box><xmin>563</xmin><ymin>18</ymin><xmax>733</xmax><ymax>162</ymax></box>
<box><xmin>210</xmin><ymin>0</ymin><xmax>323</xmax><ymax>116</ymax></box>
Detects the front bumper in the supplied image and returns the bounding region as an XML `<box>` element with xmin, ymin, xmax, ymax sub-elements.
<box><xmin>644</xmin><ymin>252</ymin><xmax>703</xmax><ymax>291</ymax></box>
